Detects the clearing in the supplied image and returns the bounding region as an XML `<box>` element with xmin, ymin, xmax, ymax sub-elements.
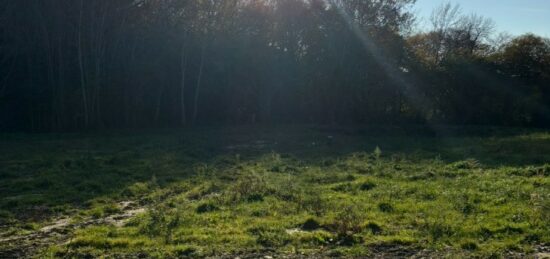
<box><xmin>0</xmin><ymin>126</ymin><xmax>549</xmax><ymax>258</ymax></box>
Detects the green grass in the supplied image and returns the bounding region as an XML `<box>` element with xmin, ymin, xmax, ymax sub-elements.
<box><xmin>0</xmin><ymin>126</ymin><xmax>549</xmax><ymax>258</ymax></box>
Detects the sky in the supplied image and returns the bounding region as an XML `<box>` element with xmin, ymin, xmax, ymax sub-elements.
<box><xmin>413</xmin><ymin>0</ymin><xmax>550</xmax><ymax>37</ymax></box>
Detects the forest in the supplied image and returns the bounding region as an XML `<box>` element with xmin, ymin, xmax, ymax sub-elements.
<box><xmin>0</xmin><ymin>0</ymin><xmax>549</xmax><ymax>131</ymax></box>
<box><xmin>0</xmin><ymin>0</ymin><xmax>549</xmax><ymax>258</ymax></box>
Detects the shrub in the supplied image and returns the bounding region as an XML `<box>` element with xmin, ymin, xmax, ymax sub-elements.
<box><xmin>140</xmin><ymin>206</ymin><xmax>181</xmax><ymax>244</ymax></box>
<box><xmin>88</xmin><ymin>204</ymin><xmax>121</xmax><ymax>218</ymax></box>
<box><xmin>272</xmin><ymin>177</ymin><xmax>302</xmax><ymax>202</ymax></box>
<box><xmin>378</xmin><ymin>203</ymin><xmax>394</xmax><ymax>213</ymax></box>
<box><xmin>425</xmin><ymin>222</ymin><xmax>454</xmax><ymax>241</ymax></box>
<box><xmin>248</xmin><ymin>227</ymin><xmax>291</xmax><ymax>247</ymax></box>
<box><xmin>373</xmin><ymin>146</ymin><xmax>382</xmax><ymax>161</ymax></box>
<box><xmin>196</xmin><ymin>203</ymin><xmax>219</xmax><ymax>214</ymax></box>
<box><xmin>461</xmin><ymin>241</ymin><xmax>478</xmax><ymax>250</ymax></box>
<box><xmin>0</xmin><ymin>210</ymin><xmax>14</xmax><ymax>225</ymax></box>
<box><xmin>365</xmin><ymin>222</ymin><xmax>383</xmax><ymax>235</ymax></box>
<box><xmin>419</xmin><ymin>190</ymin><xmax>438</xmax><ymax>201</ymax></box>
<box><xmin>302</xmin><ymin>218</ymin><xmax>321</xmax><ymax>231</ymax></box>
<box><xmin>516</xmin><ymin>164</ymin><xmax>550</xmax><ymax>177</ymax></box>
<box><xmin>308</xmin><ymin>173</ymin><xmax>356</xmax><ymax>184</ymax></box>
<box><xmin>187</xmin><ymin>183</ymin><xmax>222</xmax><ymax>200</ymax></box>
<box><xmin>172</xmin><ymin>245</ymin><xmax>198</xmax><ymax>257</ymax></box>
<box><xmin>332</xmin><ymin>183</ymin><xmax>356</xmax><ymax>193</ymax></box>
<box><xmin>338</xmin><ymin>234</ymin><xmax>363</xmax><ymax>246</ymax></box>
<box><xmin>228</xmin><ymin>171</ymin><xmax>268</xmax><ymax>203</ymax></box>
<box><xmin>329</xmin><ymin>205</ymin><xmax>365</xmax><ymax>245</ymax></box>
<box><xmin>121</xmin><ymin>182</ymin><xmax>151</xmax><ymax>198</ymax></box>
<box><xmin>449</xmin><ymin>159</ymin><xmax>480</xmax><ymax>170</ymax></box>
<box><xmin>301</xmin><ymin>192</ymin><xmax>328</xmax><ymax>216</ymax></box>
<box><xmin>359</xmin><ymin>181</ymin><xmax>377</xmax><ymax>191</ymax></box>
<box><xmin>297</xmin><ymin>230</ymin><xmax>335</xmax><ymax>245</ymax></box>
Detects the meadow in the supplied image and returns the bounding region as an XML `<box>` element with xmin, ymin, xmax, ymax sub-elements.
<box><xmin>0</xmin><ymin>126</ymin><xmax>549</xmax><ymax>258</ymax></box>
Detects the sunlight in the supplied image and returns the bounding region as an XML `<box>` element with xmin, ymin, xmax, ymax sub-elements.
<box><xmin>326</xmin><ymin>0</ymin><xmax>435</xmax><ymax>125</ymax></box>
<box><xmin>1</xmin><ymin>0</ymin><xmax>549</xmax><ymax>257</ymax></box>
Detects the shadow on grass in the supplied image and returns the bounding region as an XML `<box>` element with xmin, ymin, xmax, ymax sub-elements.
<box><xmin>0</xmin><ymin>125</ymin><xmax>548</xmax><ymax>223</ymax></box>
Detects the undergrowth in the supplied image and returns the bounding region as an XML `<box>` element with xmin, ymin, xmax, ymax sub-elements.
<box><xmin>0</xmin><ymin>127</ymin><xmax>548</xmax><ymax>257</ymax></box>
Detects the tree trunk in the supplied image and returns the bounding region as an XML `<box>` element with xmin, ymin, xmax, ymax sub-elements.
<box><xmin>192</xmin><ymin>44</ymin><xmax>206</xmax><ymax>125</ymax></box>
<box><xmin>78</xmin><ymin>0</ymin><xmax>89</xmax><ymax>128</ymax></box>
<box><xmin>154</xmin><ymin>84</ymin><xmax>165</xmax><ymax>124</ymax></box>
<box><xmin>93</xmin><ymin>4</ymin><xmax>108</xmax><ymax>129</ymax></box>
<box><xmin>180</xmin><ymin>42</ymin><xmax>188</xmax><ymax>126</ymax></box>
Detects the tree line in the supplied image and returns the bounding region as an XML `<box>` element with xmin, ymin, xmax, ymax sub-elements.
<box><xmin>0</xmin><ymin>0</ymin><xmax>548</xmax><ymax>131</ymax></box>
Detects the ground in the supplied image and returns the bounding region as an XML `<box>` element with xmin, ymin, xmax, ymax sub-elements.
<box><xmin>0</xmin><ymin>126</ymin><xmax>549</xmax><ymax>258</ymax></box>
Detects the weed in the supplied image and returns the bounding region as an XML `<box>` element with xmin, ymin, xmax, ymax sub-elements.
<box><xmin>425</xmin><ymin>222</ymin><xmax>454</xmax><ymax>241</ymax></box>
<box><xmin>378</xmin><ymin>203</ymin><xmax>394</xmax><ymax>213</ymax></box>
<box><xmin>461</xmin><ymin>241</ymin><xmax>479</xmax><ymax>250</ymax></box>
<box><xmin>365</xmin><ymin>222</ymin><xmax>383</xmax><ymax>235</ymax></box>
<box><xmin>172</xmin><ymin>245</ymin><xmax>198</xmax><ymax>257</ymax></box>
<box><xmin>300</xmin><ymin>191</ymin><xmax>328</xmax><ymax>216</ymax></box>
<box><xmin>373</xmin><ymin>146</ymin><xmax>382</xmax><ymax>161</ymax></box>
<box><xmin>186</xmin><ymin>183</ymin><xmax>222</xmax><ymax>200</ymax></box>
<box><xmin>196</xmin><ymin>202</ymin><xmax>219</xmax><ymax>213</ymax></box>
<box><xmin>2</xmin><ymin>128</ymin><xmax>549</xmax><ymax>258</ymax></box>
<box><xmin>450</xmin><ymin>159</ymin><xmax>481</xmax><ymax>170</ymax></box>
<box><xmin>329</xmin><ymin>205</ymin><xmax>365</xmax><ymax>245</ymax></box>
<box><xmin>302</xmin><ymin>218</ymin><xmax>321</xmax><ymax>231</ymax></box>
<box><xmin>332</xmin><ymin>183</ymin><xmax>356</xmax><ymax>193</ymax></box>
<box><xmin>228</xmin><ymin>171</ymin><xmax>268</xmax><ymax>203</ymax></box>
<box><xmin>248</xmin><ymin>226</ymin><xmax>291</xmax><ymax>247</ymax></box>
<box><xmin>140</xmin><ymin>205</ymin><xmax>181</xmax><ymax>244</ymax></box>
<box><xmin>359</xmin><ymin>180</ymin><xmax>377</xmax><ymax>191</ymax></box>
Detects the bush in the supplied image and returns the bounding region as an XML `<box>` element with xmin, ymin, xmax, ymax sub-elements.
<box><xmin>187</xmin><ymin>183</ymin><xmax>222</xmax><ymax>200</ymax></box>
<box><xmin>140</xmin><ymin>206</ymin><xmax>181</xmax><ymax>244</ymax></box>
<box><xmin>365</xmin><ymin>222</ymin><xmax>383</xmax><ymax>235</ymax></box>
<box><xmin>300</xmin><ymin>191</ymin><xmax>328</xmax><ymax>216</ymax></box>
<box><xmin>121</xmin><ymin>182</ymin><xmax>151</xmax><ymax>198</ymax></box>
<box><xmin>461</xmin><ymin>241</ymin><xmax>478</xmax><ymax>250</ymax></box>
<box><xmin>338</xmin><ymin>234</ymin><xmax>363</xmax><ymax>246</ymax></box>
<box><xmin>228</xmin><ymin>171</ymin><xmax>268</xmax><ymax>203</ymax></box>
<box><xmin>425</xmin><ymin>222</ymin><xmax>454</xmax><ymax>241</ymax></box>
<box><xmin>0</xmin><ymin>210</ymin><xmax>15</xmax><ymax>225</ymax></box>
<box><xmin>328</xmin><ymin>205</ymin><xmax>365</xmax><ymax>245</ymax></box>
<box><xmin>302</xmin><ymin>218</ymin><xmax>321</xmax><ymax>231</ymax></box>
<box><xmin>373</xmin><ymin>146</ymin><xmax>382</xmax><ymax>160</ymax></box>
<box><xmin>515</xmin><ymin>164</ymin><xmax>550</xmax><ymax>177</ymax></box>
<box><xmin>88</xmin><ymin>204</ymin><xmax>121</xmax><ymax>218</ymax></box>
<box><xmin>248</xmin><ymin>227</ymin><xmax>291</xmax><ymax>247</ymax></box>
<box><xmin>359</xmin><ymin>181</ymin><xmax>377</xmax><ymax>191</ymax></box>
<box><xmin>449</xmin><ymin>159</ymin><xmax>480</xmax><ymax>170</ymax></box>
<box><xmin>172</xmin><ymin>245</ymin><xmax>199</xmax><ymax>257</ymax></box>
<box><xmin>332</xmin><ymin>183</ymin><xmax>356</xmax><ymax>193</ymax></box>
<box><xmin>307</xmin><ymin>172</ymin><xmax>356</xmax><ymax>184</ymax></box>
<box><xmin>297</xmin><ymin>230</ymin><xmax>335</xmax><ymax>245</ymax></box>
<box><xmin>196</xmin><ymin>203</ymin><xmax>219</xmax><ymax>214</ymax></box>
<box><xmin>378</xmin><ymin>203</ymin><xmax>394</xmax><ymax>213</ymax></box>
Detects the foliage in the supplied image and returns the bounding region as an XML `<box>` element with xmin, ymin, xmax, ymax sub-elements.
<box><xmin>0</xmin><ymin>1</ymin><xmax>548</xmax><ymax>130</ymax></box>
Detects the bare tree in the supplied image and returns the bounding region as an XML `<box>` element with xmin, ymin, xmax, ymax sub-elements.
<box><xmin>429</xmin><ymin>3</ymin><xmax>494</xmax><ymax>61</ymax></box>
<box><xmin>454</xmin><ymin>13</ymin><xmax>495</xmax><ymax>55</ymax></box>
<box><xmin>488</xmin><ymin>32</ymin><xmax>513</xmax><ymax>54</ymax></box>
<box><xmin>430</xmin><ymin>2</ymin><xmax>462</xmax><ymax>63</ymax></box>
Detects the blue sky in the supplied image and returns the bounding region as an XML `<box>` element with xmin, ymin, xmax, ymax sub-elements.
<box><xmin>413</xmin><ymin>0</ymin><xmax>550</xmax><ymax>37</ymax></box>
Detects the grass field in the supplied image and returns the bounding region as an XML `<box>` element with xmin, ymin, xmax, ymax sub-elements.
<box><xmin>0</xmin><ymin>126</ymin><xmax>549</xmax><ymax>258</ymax></box>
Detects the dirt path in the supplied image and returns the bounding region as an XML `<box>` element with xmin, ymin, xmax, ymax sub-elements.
<box><xmin>0</xmin><ymin>201</ymin><xmax>146</xmax><ymax>258</ymax></box>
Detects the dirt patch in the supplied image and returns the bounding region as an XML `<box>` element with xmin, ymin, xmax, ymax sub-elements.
<box><xmin>0</xmin><ymin>201</ymin><xmax>146</xmax><ymax>258</ymax></box>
